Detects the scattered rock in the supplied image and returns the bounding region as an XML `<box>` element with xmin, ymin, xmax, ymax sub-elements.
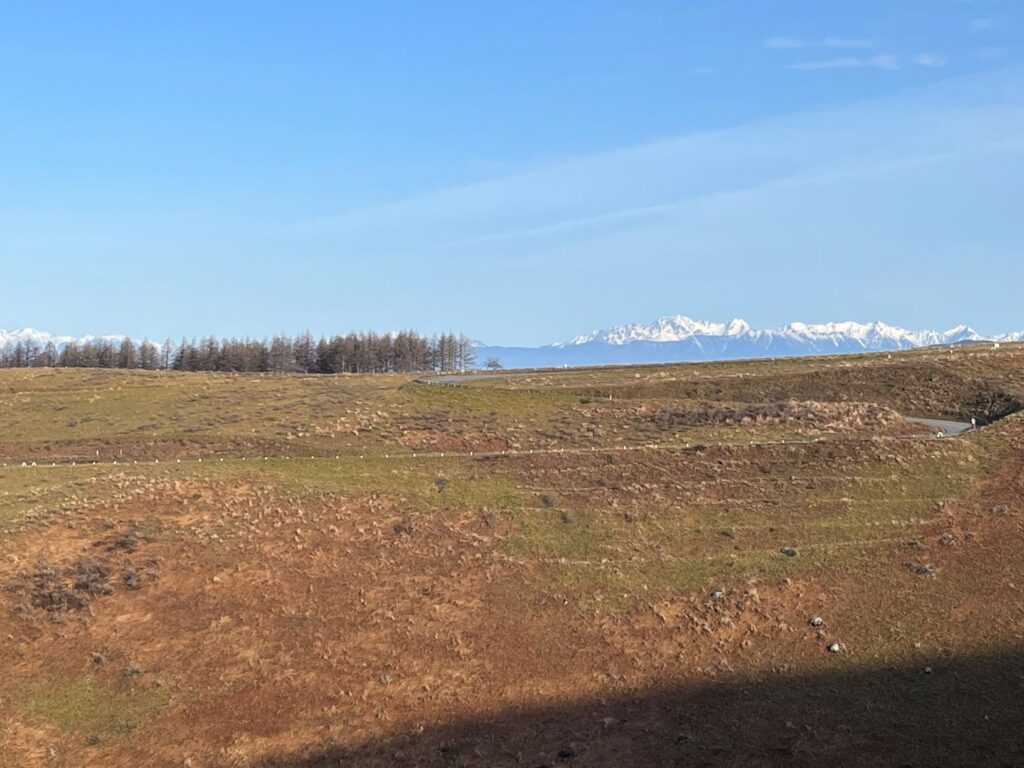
<box><xmin>992</xmin><ymin>504</ymin><xmax>1008</xmax><ymax>516</ymax></box>
<box><xmin>73</xmin><ymin>559</ymin><xmax>113</xmax><ymax>596</ymax></box>
<box><xmin>123</xmin><ymin>664</ymin><xmax>142</xmax><ymax>678</ymax></box>
<box><xmin>809</xmin><ymin>617</ymin><xmax>824</xmax><ymax>627</ymax></box>
<box><xmin>827</xmin><ymin>643</ymin><xmax>841</xmax><ymax>654</ymax></box>
<box><xmin>780</xmin><ymin>547</ymin><xmax>798</xmax><ymax>558</ymax></box>
<box><xmin>122</xmin><ymin>569</ymin><xmax>142</xmax><ymax>590</ymax></box>
<box><xmin>112</xmin><ymin>530</ymin><xmax>140</xmax><ymax>552</ymax></box>
<box><xmin>907</xmin><ymin>562</ymin><xmax>938</xmax><ymax>578</ymax></box>
<box><xmin>557</xmin><ymin>747</ymin><xmax>577</xmax><ymax>761</ymax></box>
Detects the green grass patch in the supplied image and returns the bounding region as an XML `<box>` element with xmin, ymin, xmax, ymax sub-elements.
<box><xmin>186</xmin><ymin>456</ymin><xmax>526</xmax><ymax>513</ymax></box>
<box><xmin>19</xmin><ymin>675</ymin><xmax>168</xmax><ymax>742</ymax></box>
<box><xmin>0</xmin><ymin>368</ymin><xmax>396</xmax><ymax>445</ymax></box>
<box><xmin>547</xmin><ymin>538</ymin><xmax>874</xmax><ymax>612</ymax></box>
<box><xmin>505</xmin><ymin>506</ymin><xmax>620</xmax><ymax>561</ymax></box>
<box><xmin>399</xmin><ymin>380</ymin><xmax>577</xmax><ymax>414</ymax></box>
<box><xmin>0</xmin><ymin>465</ymin><xmax>129</xmax><ymax>536</ymax></box>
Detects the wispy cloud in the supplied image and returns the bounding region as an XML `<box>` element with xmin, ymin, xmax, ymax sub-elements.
<box><xmin>763</xmin><ymin>36</ymin><xmax>799</xmax><ymax>49</ymax></box>
<box><xmin>970</xmin><ymin>17</ymin><xmax>995</xmax><ymax>32</ymax></box>
<box><xmin>424</xmin><ymin>137</ymin><xmax>1024</xmax><ymax>260</ymax></box>
<box><xmin>288</xmin><ymin>68</ymin><xmax>1024</xmax><ymax>270</ymax></box>
<box><xmin>822</xmin><ymin>37</ymin><xmax>877</xmax><ymax>49</ymax></box>
<box><xmin>913</xmin><ymin>53</ymin><xmax>949</xmax><ymax>68</ymax></box>
<box><xmin>785</xmin><ymin>54</ymin><xmax>899</xmax><ymax>71</ymax></box>
<box><xmin>687</xmin><ymin>66</ymin><xmax>717</xmax><ymax>76</ymax></box>
<box><xmin>764</xmin><ymin>36</ymin><xmax>876</xmax><ymax>50</ymax></box>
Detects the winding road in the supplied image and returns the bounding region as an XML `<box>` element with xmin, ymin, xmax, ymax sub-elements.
<box><xmin>419</xmin><ymin>372</ymin><xmax>975</xmax><ymax>435</ymax></box>
<box><xmin>904</xmin><ymin>417</ymin><xmax>973</xmax><ymax>435</ymax></box>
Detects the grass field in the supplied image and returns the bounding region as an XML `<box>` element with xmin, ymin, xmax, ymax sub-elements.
<box><xmin>1</xmin><ymin>344</ymin><xmax>1023</xmax><ymax>767</ymax></box>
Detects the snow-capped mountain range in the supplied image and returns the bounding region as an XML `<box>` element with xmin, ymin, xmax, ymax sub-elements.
<box><xmin>475</xmin><ymin>315</ymin><xmax>1024</xmax><ymax>369</ymax></box>
<box><xmin>0</xmin><ymin>328</ymin><xmax>131</xmax><ymax>352</ymax></box>
<box><xmin>560</xmin><ymin>316</ymin><xmax>1021</xmax><ymax>349</ymax></box>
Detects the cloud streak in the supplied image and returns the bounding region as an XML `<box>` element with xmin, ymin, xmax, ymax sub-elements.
<box><xmin>287</xmin><ymin>67</ymin><xmax>1024</xmax><ymax>267</ymax></box>
<box><xmin>417</xmin><ymin>139</ymin><xmax>1024</xmax><ymax>259</ymax></box>
<box><xmin>913</xmin><ymin>53</ymin><xmax>948</xmax><ymax>68</ymax></box>
<box><xmin>764</xmin><ymin>36</ymin><xmax>877</xmax><ymax>50</ymax></box>
<box><xmin>784</xmin><ymin>54</ymin><xmax>899</xmax><ymax>71</ymax></box>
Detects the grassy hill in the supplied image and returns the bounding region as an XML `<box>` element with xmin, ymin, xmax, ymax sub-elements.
<box><xmin>1</xmin><ymin>344</ymin><xmax>1023</xmax><ymax>766</ymax></box>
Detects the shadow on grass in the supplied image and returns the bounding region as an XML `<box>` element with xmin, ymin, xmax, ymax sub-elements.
<box><xmin>257</xmin><ymin>649</ymin><xmax>1024</xmax><ymax>767</ymax></box>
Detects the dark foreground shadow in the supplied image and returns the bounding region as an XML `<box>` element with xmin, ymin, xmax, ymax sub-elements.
<box><xmin>259</xmin><ymin>650</ymin><xmax>1024</xmax><ymax>767</ymax></box>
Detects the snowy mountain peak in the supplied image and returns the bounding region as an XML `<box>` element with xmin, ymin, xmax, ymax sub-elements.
<box><xmin>943</xmin><ymin>324</ymin><xmax>982</xmax><ymax>341</ymax></box>
<box><xmin>724</xmin><ymin>318</ymin><xmax>752</xmax><ymax>336</ymax></box>
<box><xmin>0</xmin><ymin>328</ymin><xmax>66</xmax><ymax>349</ymax></box>
<box><xmin>564</xmin><ymin>314</ymin><xmax>751</xmax><ymax>346</ymax></box>
<box><xmin>0</xmin><ymin>328</ymin><xmax>132</xmax><ymax>352</ymax></box>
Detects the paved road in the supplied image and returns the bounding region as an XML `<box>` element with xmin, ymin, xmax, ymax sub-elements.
<box><xmin>904</xmin><ymin>417</ymin><xmax>974</xmax><ymax>435</ymax></box>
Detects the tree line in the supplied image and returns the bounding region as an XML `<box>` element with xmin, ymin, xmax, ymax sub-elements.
<box><xmin>0</xmin><ymin>331</ymin><xmax>478</xmax><ymax>374</ymax></box>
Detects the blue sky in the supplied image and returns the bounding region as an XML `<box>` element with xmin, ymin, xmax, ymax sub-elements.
<box><xmin>1</xmin><ymin>1</ymin><xmax>1021</xmax><ymax>345</ymax></box>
